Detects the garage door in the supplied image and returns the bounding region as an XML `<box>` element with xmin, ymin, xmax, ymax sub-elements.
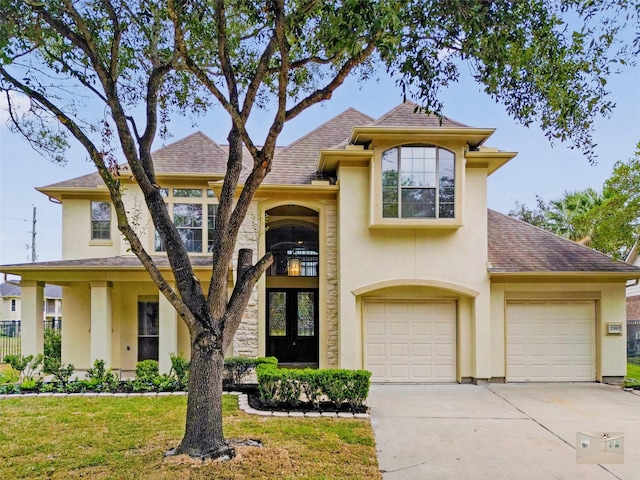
<box><xmin>364</xmin><ymin>299</ymin><xmax>456</xmax><ymax>383</ymax></box>
<box><xmin>506</xmin><ymin>301</ymin><xmax>595</xmax><ymax>382</ymax></box>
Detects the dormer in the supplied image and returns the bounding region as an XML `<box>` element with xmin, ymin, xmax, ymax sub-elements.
<box><xmin>318</xmin><ymin>102</ymin><xmax>516</xmax><ymax>228</ymax></box>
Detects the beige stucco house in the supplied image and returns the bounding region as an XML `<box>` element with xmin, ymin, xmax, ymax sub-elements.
<box><xmin>0</xmin><ymin>282</ymin><xmax>62</xmax><ymax>325</ymax></box>
<box><xmin>1</xmin><ymin>102</ymin><xmax>638</xmax><ymax>383</ymax></box>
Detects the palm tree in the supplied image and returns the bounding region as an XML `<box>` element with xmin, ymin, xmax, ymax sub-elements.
<box><xmin>544</xmin><ymin>188</ymin><xmax>606</xmax><ymax>244</ymax></box>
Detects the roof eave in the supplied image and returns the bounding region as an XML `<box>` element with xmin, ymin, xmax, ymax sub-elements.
<box><xmin>465</xmin><ymin>151</ymin><xmax>518</xmax><ymax>175</ymax></box>
<box><xmin>317</xmin><ymin>149</ymin><xmax>374</xmax><ymax>175</ymax></box>
<box><xmin>348</xmin><ymin>127</ymin><xmax>496</xmax><ymax>148</ymax></box>
<box><xmin>488</xmin><ymin>270</ymin><xmax>640</xmax><ymax>281</ymax></box>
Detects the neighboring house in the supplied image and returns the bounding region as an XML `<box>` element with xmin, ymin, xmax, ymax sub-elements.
<box><xmin>0</xmin><ymin>282</ymin><xmax>62</xmax><ymax>326</ymax></box>
<box><xmin>1</xmin><ymin>102</ymin><xmax>638</xmax><ymax>382</ymax></box>
<box><xmin>624</xmin><ymin>244</ymin><xmax>640</xmax><ymax>355</ymax></box>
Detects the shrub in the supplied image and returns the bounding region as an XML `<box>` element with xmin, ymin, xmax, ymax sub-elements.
<box><xmin>256</xmin><ymin>364</ymin><xmax>371</xmax><ymax>411</ymax></box>
<box><xmin>136</xmin><ymin>359</ymin><xmax>160</xmax><ymax>383</ymax></box>
<box><xmin>85</xmin><ymin>359</ymin><xmax>119</xmax><ymax>392</ymax></box>
<box><xmin>169</xmin><ymin>353</ymin><xmax>189</xmax><ymax>388</ymax></box>
<box><xmin>3</xmin><ymin>354</ymin><xmax>43</xmax><ymax>383</ymax></box>
<box><xmin>42</xmin><ymin>329</ymin><xmax>62</xmax><ymax>374</ymax></box>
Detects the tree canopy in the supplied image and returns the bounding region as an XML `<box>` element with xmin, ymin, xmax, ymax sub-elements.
<box><xmin>509</xmin><ymin>143</ymin><xmax>640</xmax><ymax>259</ymax></box>
<box><xmin>1</xmin><ymin>0</ymin><xmax>638</xmax><ymax>459</ymax></box>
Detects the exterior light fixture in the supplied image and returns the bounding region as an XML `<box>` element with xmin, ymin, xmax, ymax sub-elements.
<box><xmin>288</xmin><ymin>257</ymin><xmax>301</xmax><ymax>276</ymax></box>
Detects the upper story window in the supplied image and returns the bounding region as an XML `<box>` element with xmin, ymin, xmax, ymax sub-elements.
<box><xmin>91</xmin><ymin>201</ymin><xmax>111</xmax><ymax>240</ymax></box>
<box><xmin>266</xmin><ymin>225</ymin><xmax>319</xmax><ymax>277</ymax></box>
<box><xmin>155</xmin><ymin>188</ymin><xmax>218</xmax><ymax>253</ymax></box>
<box><xmin>11</xmin><ymin>299</ymin><xmax>16</xmax><ymax>311</ymax></box>
<box><xmin>382</xmin><ymin>146</ymin><xmax>455</xmax><ymax>219</ymax></box>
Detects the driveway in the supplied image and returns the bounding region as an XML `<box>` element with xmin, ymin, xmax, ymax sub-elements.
<box><xmin>368</xmin><ymin>384</ymin><xmax>640</xmax><ymax>480</ymax></box>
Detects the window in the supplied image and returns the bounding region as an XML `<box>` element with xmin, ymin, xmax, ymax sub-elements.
<box><xmin>153</xmin><ymin>188</ymin><xmax>218</xmax><ymax>253</ymax></box>
<box><xmin>207</xmin><ymin>204</ymin><xmax>218</xmax><ymax>252</ymax></box>
<box><xmin>581</xmin><ymin>437</ymin><xmax>589</xmax><ymax>449</ymax></box>
<box><xmin>138</xmin><ymin>301</ymin><xmax>159</xmax><ymax>361</ymax></box>
<box><xmin>173</xmin><ymin>204</ymin><xmax>203</xmax><ymax>252</ymax></box>
<box><xmin>382</xmin><ymin>146</ymin><xmax>455</xmax><ymax>219</ymax></box>
<box><xmin>10</xmin><ymin>299</ymin><xmax>16</xmax><ymax>312</ymax></box>
<box><xmin>91</xmin><ymin>201</ymin><xmax>111</xmax><ymax>239</ymax></box>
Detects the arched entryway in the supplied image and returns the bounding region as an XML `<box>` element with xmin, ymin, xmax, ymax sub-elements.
<box><xmin>265</xmin><ymin>206</ymin><xmax>319</xmax><ymax>365</ymax></box>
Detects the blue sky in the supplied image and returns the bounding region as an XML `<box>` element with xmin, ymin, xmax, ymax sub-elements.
<box><xmin>0</xmin><ymin>58</ymin><xmax>638</xmax><ymax>265</ymax></box>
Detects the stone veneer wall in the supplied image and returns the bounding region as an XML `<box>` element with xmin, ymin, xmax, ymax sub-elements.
<box><xmin>230</xmin><ymin>200</ymin><xmax>339</xmax><ymax>366</ymax></box>
<box><xmin>232</xmin><ymin>202</ymin><xmax>260</xmax><ymax>357</ymax></box>
<box><xmin>324</xmin><ymin>201</ymin><xmax>339</xmax><ymax>367</ymax></box>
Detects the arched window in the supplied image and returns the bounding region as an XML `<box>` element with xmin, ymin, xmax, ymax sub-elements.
<box><xmin>382</xmin><ymin>146</ymin><xmax>455</xmax><ymax>219</ymax></box>
<box><xmin>266</xmin><ymin>225</ymin><xmax>319</xmax><ymax>277</ymax></box>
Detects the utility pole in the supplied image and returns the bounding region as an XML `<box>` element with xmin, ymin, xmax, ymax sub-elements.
<box><xmin>31</xmin><ymin>206</ymin><xmax>37</xmax><ymax>262</ymax></box>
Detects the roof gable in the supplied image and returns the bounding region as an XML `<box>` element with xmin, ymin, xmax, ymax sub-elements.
<box><xmin>369</xmin><ymin>101</ymin><xmax>468</xmax><ymax>128</ymax></box>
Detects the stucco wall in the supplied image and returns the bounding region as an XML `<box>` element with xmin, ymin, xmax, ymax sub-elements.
<box><xmin>336</xmin><ymin>151</ymin><xmax>492</xmax><ymax>376</ymax></box>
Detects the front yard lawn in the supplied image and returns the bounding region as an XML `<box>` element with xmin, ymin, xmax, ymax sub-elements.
<box><xmin>0</xmin><ymin>395</ymin><xmax>380</xmax><ymax>479</ymax></box>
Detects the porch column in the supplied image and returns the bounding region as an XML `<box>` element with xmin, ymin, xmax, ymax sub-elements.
<box><xmin>20</xmin><ymin>280</ymin><xmax>44</xmax><ymax>357</ymax></box>
<box><xmin>90</xmin><ymin>281</ymin><xmax>113</xmax><ymax>367</ymax></box>
<box><xmin>158</xmin><ymin>290</ymin><xmax>178</xmax><ymax>374</ymax></box>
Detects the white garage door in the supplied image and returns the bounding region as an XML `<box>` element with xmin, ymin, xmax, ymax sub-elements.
<box><xmin>364</xmin><ymin>299</ymin><xmax>456</xmax><ymax>383</ymax></box>
<box><xmin>507</xmin><ymin>301</ymin><xmax>595</xmax><ymax>382</ymax></box>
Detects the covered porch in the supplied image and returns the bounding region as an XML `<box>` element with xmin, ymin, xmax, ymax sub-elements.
<box><xmin>0</xmin><ymin>256</ymin><xmax>224</xmax><ymax>375</ymax></box>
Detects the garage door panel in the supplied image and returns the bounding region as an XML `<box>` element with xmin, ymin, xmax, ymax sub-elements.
<box><xmin>388</xmin><ymin>365</ymin><xmax>410</xmax><ymax>379</ymax></box>
<box><xmin>507</xmin><ymin>301</ymin><xmax>595</xmax><ymax>382</ymax></box>
<box><xmin>412</xmin><ymin>322</ymin><xmax>431</xmax><ymax>336</ymax></box>
<box><xmin>365</xmin><ymin>300</ymin><xmax>456</xmax><ymax>383</ymax></box>
<box><xmin>389</xmin><ymin>343</ymin><xmax>409</xmax><ymax>357</ymax></box>
<box><xmin>367</xmin><ymin>321</ymin><xmax>386</xmax><ymax>336</ymax></box>
<box><xmin>412</xmin><ymin>344</ymin><xmax>431</xmax><ymax>357</ymax></box>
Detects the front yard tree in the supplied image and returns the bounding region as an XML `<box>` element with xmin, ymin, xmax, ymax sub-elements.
<box><xmin>0</xmin><ymin>0</ymin><xmax>635</xmax><ymax>459</ymax></box>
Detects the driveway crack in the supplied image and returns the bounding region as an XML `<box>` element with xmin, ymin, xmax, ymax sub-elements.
<box><xmin>486</xmin><ymin>386</ymin><xmax>622</xmax><ymax>480</ymax></box>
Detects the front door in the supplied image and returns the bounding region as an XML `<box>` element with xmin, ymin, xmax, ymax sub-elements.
<box><xmin>266</xmin><ymin>289</ymin><xmax>319</xmax><ymax>363</ymax></box>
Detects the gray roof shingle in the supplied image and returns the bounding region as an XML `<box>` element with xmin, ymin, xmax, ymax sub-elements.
<box><xmin>368</xmin><ymin>101</ymin><xmax>468</xmax><ymax>128</ymax></box>
<box><xmin>488</xmin><ymin>209</ymin><xmax>639</xmax><ymax>273</ymax></box>
<box><xmin>266</xmin><ymin>107</ymin><xmax>374</xmax><ymax>184</ymax></box>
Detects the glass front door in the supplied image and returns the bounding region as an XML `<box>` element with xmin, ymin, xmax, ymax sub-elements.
<box><xmin>266</xmin><ymin>289</ymin><xmax>319</xmax><ymax>363</ymax></box>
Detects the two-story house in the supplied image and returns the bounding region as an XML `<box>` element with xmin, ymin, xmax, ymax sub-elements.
<box><xmin>2</xmin><ymin>102</ymin><xmax>638</xmax><ymax>383</ymax></box>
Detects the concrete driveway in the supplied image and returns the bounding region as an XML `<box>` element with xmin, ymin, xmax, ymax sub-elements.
<box><xmin>368</xmin><ymin>384</ymin><xmax>640</xmax><ymax>480</ymax></box>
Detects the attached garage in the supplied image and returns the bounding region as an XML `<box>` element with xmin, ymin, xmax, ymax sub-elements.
<box><xmin>506</xmin><ymin>300</ymin><xmax>595</xmax><ymax>382</ymax></box>
<box><xmin>363</xmin><ymin>299</ymin><xmax>456</xmax><ymax>383</ymax></box>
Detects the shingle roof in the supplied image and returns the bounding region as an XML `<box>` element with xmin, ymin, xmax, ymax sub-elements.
<box><xmin>368</xmin><ymin>101</ymin><xmax>468</xmax><ymax>128</ymax></box>
<box><xmin>148</xmin><ymin>131</ymin><xmax>230</xmax><ymax>174</ymax></box>
<box><xmin>266</xmin><ymin>107</ymin><xmax>374</xmax><ymax>184</ymax></box>
<box><xmin>40</xmin><ymin>103</ymin><xmax>470</xmax><ymax>189</ymax></box>
<box><xmin>487</xmin><ymin>209</ymin><xmax>640</xmax><ymax>273</ymax></box>
<box><xmin>0</xmin><ymin>256</ymin><xmax>213</xmax><ymax>270</ymax></box>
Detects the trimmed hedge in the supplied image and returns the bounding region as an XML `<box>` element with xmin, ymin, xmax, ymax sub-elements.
<box><xmin>256</xmin><ymin>363</ymin><xmax>371</xmax><ymax>411</ymax></box>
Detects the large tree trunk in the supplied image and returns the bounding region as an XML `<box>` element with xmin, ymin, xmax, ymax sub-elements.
<box><xmin>167</xmin><ymin>326</ymin><xmax>233</xmax><ymax>459</ymax></box>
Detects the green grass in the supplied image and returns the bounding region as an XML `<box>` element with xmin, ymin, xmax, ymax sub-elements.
<box><xmin>0</xmin><ymin>395</ymin><xmax>380</xmax><ymax>479</ymax></box>
<box><xmin>626</xmin><ymin>361</ymin><xmax>640</xmax><ymax>383</ymax></box>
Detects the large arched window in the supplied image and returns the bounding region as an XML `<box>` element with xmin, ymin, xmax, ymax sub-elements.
<box><xmin>266</xmin><ymin>225</ymin><xmax>319</xmax><ymax>277</ymax></box>
<box><xmin>382</xmin><ymin>146</ymin><xmax>455</xmax><ymax>219</ymax></box>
